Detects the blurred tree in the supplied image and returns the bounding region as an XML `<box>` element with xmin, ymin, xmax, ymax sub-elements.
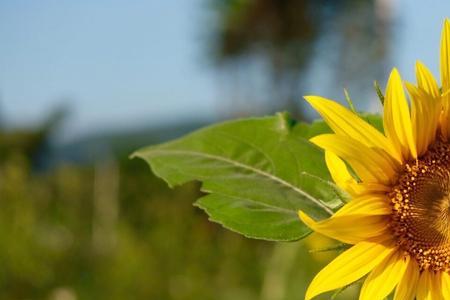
<box><xmin>0</xmin><ymin>106</ymin><xmax>68</xmax><ymax>169</ymax></box>
<box><xmin>209</xmin><ymin>0</ymin><xmax>392</xmax><ymax>119</ymax></box>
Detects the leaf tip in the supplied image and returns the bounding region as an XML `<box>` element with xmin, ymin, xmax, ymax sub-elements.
<box><xmin>128</xmin><ymin>151</ymin><xmax>139</xmax><ymax>160</ymax></box>
<box><xmin>275</xmin><ymin>112</ymin><xmax>296</xmax><ymax>133</ymax></box>
<box><xmin>298</xmin><ymin>210</ymin><xmax>316</xmax><ymax>231</ymax></box>
<box><xmin>129</xmin><ymin>149</ymin><xmax>148</xmax><ymax>162</ymax></box>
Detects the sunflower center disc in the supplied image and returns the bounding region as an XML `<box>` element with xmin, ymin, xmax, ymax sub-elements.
<box><xmin>390</xmin><ymin>140</ymin><xmax>450</xmax><ymax>272</ymax></box>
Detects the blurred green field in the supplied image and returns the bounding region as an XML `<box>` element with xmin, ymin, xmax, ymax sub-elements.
<box><xmin>0</xmin><ymin>127</ymin><xmax>359</xmax><ymax>300</ymax></box>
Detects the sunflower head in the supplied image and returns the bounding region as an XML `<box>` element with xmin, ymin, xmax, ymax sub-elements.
<box><xmin>391</xmin><ymin>140</ymin><xmax>450</xmax><ymax>273</ymax></box>
<box><xmin>299</xmin><ymin>19</ymin><xmax>450</xmax><ymax>300</ymax></box>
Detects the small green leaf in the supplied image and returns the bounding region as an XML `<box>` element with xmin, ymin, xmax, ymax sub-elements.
<box><xmin>374</xmin><ymin>80</ymin><xmax>385</xmax><ymax>105</ymax></box>
<box><xmin>343</xmin><ymin>88</ymin><xmax>356</xmax><ymax>113</ymax></box>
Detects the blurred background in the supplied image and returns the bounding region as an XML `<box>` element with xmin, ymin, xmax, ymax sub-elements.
<box><xmin>1</xmin><ymin>0</ymin><xmax>450</xmax><ymax>299</ymax></box>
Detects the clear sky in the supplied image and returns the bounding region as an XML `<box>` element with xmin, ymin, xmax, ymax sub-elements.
<box><xmin>393</xmin><ymin>0</ymin><xmax>450</xmax><ymax>80</ymax></box>
<box><xmin>0</xmin><ymin>0</ymin><xmax>218</xmax><ymax>138</ymax></box>
<box><xmin>1</xmin><ymin>0</ymin><xmax>450</xmax><ymax>139</ymax></box>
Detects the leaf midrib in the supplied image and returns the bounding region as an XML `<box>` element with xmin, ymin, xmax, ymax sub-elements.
<box><xmin>143</xmin><ymin>149</ymin><xmax>334</xmax><ymax>215</ymax></box>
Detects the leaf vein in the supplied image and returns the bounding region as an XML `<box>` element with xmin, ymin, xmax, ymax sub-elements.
<box><xmin>147</xmin><ymin>149</ymin><xmax>333</xmax><ymax>215</ymax></box>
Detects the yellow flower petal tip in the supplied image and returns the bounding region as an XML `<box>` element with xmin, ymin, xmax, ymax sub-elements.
<box><xmin>390</xmin><ymin>67</ymin><xmax>401</xmax><ymax>79</ymax></box>
<box><xmin>415</xmin><ymin>60</ymin><xmax>426</xmax><ymax>69</ymax></box>
<box><xmin>303</xmin><ymin>95</ymin><xmax>329</xmax><ymax>110</ymax></box>
<box><xmin>308</xmin><ymin>135</ymin><xmax>321</xmax><ymax>146</ymax></box>
<box><xmin>298</xmin><ymin>211</ymin><xmax>315</xmax><ymax>229</ymax></box>
<box><xmin>303</xmin><ymin>95</ymin><xmax>319</xmax><ymax>103</ymax></box>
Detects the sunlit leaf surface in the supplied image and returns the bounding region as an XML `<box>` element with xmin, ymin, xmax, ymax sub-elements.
<box><xmin>132</xmin><ymin>113</ymin><xmax>368</xmax><ymax>241</ymax></box>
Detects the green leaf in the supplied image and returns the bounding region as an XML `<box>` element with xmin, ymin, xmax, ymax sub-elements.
<box><xmin>132</xmin><ymin>113</ymin><xmax>380</xmax><ymax>241</ymax></box>
<box><xmin>291</xmin><ymin>119</ymin><xmax>331</xmax><ymax>139</ymax></box>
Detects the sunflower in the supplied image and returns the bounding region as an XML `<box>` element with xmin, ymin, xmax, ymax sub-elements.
<box><xmin>299</xmin><ymin>20</ymin><xmax>450</xmax><ymax>300</ymax></box>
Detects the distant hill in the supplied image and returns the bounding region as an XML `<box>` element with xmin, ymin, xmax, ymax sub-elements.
<box><xmin>52</xmin><ymin>119</ymin><xmax>214</xmax><ymax>165</ymax></box>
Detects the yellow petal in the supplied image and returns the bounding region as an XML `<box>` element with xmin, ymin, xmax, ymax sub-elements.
<box><xmin>298</xmin><ymin>210</ymin><xmax>388</xmax><ymax>244</ymax></box>
<box><xmin>383</xmin><ymin>68</ymin><xmax>417</xmax><ymax>160</ymax></box>
<box><xmin>394</xmin><ymin>258</ymin><xmax>420</xmax><ymax>300</ymax></box>
<box><xmin>325</xmin><ymin>151</ymin><xmax>390</xmax><ymax>195</ymax></box>
<box><xmin>305</xmin><ymin>240</ymin><xmax>396</xmax><ymax>300</ymax></box>
<box><xmin>407</xmin><ymin>82</ymin><xmax>426</xmax><ymax>154</ymax></box>
<box><xmin>440</xmin><ymin>19</ymin><xmax>450</xmax><ymax>139</ymax></box>
<box><xmin>441</xmin><ymin>19</ymin><xmax>450</xmax><ymax>95</ymax></box>
<box><xmin>413</xmin><ymin>62</ymin><xmax>441</xmax><ymax>154</ymax></box>
<box><xmin>311</xmin><ymin>134</ymin><xmax>399</xmax><ymax>185</ymax></box>
<box><xmin>406</xmin><ymin>82</ymin><xmax>440</xmax><ymax>156</ymax></box>
<box><xmin>417</xmin><ymin>270</ymin><xmax>443</xmax><ymax>300</ymax></box>
<box><xmin>416</xmin><ymin>61</ymin><xmax>440</xmax><ymax>98</ymax></box>
<box><xmin>442</xmin><ymin>272</ymin><xmax>450</xmax><ymax>300</ymax></box>
<box><xmin>334</xmin><ymin>195</ymin><xmax>391</xmax><ymax>217</ymax></box>
<box><xmin>305</xmin><ymin>95</ymin><xmax>401</xmax><ymax>162</ymax></box>
<box><xmin>416</xmin><ymin>271</ymin><xmax>431</xmax><ymax>300</ymax></box>
<box><xmin>432</xmin><ymin>272</ymin><xmax>444</xmax><ymax>300</ymax></box>
<box><xmin>351</xmin><ymin>183</ymin><xmax>391</xmax><ymax>195</ymax></box>
<box><xmin>360</xmin><ymin>251</ymin><xmax>408</xmax><ymax>300</ymax></box>
<box><xmin>325</xmin><ymin>151</ymin><xmax>358</xmax><ymax>195</ymax></box>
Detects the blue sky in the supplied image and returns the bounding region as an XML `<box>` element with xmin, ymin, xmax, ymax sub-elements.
<box><xmin>0</xmin><ymin>0</ymin><xmax>217</xmax><ymax>137</ymax></box>
<box><xmin>393</xmin><ymin>0</ymin><xmax>450</xmax><ymax>79</ymax></box>
<box><xmin>1</xmin><ymin>0</ymin><xmax>450</xmax><ymax>138</ymax></box>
